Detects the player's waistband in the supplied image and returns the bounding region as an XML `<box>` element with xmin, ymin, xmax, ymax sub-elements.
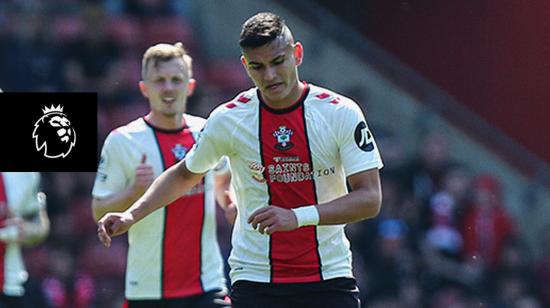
<box><xmin>231</xmin><ymin>277</ymin><xmax>358</xmax><ymax>297</ymax></box>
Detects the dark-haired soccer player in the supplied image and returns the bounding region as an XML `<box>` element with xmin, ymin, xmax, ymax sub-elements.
<box><xmin>98</xmin><ymin>13</ymin><xmax>383</xmax><ymax>308</ymax></box>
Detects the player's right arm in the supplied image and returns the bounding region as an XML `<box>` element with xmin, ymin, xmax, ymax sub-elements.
<box><xmin>92</xmin><ymin>194</ymin><xmax>137</xmax><ymax>222</ymax></box>
<box><xmin>97</xmin><ymin>107</ymin><xmax>230</xmax><ymax>246</ymax></box>
<box><xmin>97</xmin><ymin>160</ymin><xmax>204</xmax><ymax>247</ymax></box>
<box><xmin>92</xmin><ymin>189</ymin><xmax>144</xmax><ymax>222</ymax></box>
<box><xmin>92</xmin><ymin>154</ymin><xmax>154</xmax><ymax>221</ymax></box>
<box><xmin>91</xmin><ymin>129</ymin><xmax>155</xmax><ymax>221</ymax></box>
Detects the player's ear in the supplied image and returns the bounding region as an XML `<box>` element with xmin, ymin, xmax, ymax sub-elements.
<box><xmin>138</xmin><ymin>81</ymin><xmax>149</xmax><ymax>98</ymax></box>
<box><xmin>240</xmin><ymin>55</ymin><xmax>248</xmax><ymax>69</ymax></box>
<box><xmin>294</xmin><ymin>42</ymin><xmax>303</xmax><ymax>66</ymax></box>
<box><xmin>186</xmin><ymin>78</ymin><xmax>196</xmax><ymax>97</ymax></box>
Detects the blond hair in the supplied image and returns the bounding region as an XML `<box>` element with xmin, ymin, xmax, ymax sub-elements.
<box><xmin>141</xmin><ymin>42</ymin><xmax>193</xmax><ymax>79</ymax></box>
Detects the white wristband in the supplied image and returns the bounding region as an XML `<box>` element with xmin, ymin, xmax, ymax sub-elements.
<box><xmin>292</xmin><ymin>205</ymin><xmax>320</xmax><ymax>227</ymax></box>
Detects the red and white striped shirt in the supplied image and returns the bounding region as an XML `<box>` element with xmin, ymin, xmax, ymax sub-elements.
<box><xmin>186</xmin><ymin>83</ymin><xmax>383</xmax><ymax>284</ymax></box>
<box><xmin>92</xmin><ymin>116</ymin><xmax>225</xmax><ymax>300</ymax></box>
<box><xmin>0</xmin><ymin>172</ymin><xmax>41</xmax><ymax>296</ymax></box>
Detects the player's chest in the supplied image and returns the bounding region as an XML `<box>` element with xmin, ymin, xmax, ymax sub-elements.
<box><xmin>231</xmin><ymin>108</ymin><xmax>338</xmax><ymax>177</ymax></box>
<box><xmin>138</xmin><ymin>129</ymin><xmax>197</xmax><ymax>172</ymax></box>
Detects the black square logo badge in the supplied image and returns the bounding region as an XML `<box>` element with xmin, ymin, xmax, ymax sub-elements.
<box><xmin>0</xmin><ymin>92</ymin><xmax>98</xmax><ymax>171</ymax></box>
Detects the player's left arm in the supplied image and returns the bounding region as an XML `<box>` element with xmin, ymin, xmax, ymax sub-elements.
<box><xmin>316</xmin><ymin>168</ymin><xmax>381</xmax><ymax>224</ymax></box>
<box><xmin>249</xmin><ymin>98</ymin><xmax>382</xmax><ymax>234</ymax></box>
<box><xmin>249</xmin><ymin>169</ymin><xmax>381</xmax><ymax>234</ymax></box>
<box><xmin>315</xmin><ymin>99</ymin><xmax>382</xmax><ymax>224</ymax></box>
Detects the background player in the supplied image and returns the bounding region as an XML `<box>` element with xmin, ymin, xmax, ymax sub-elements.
<box><xmin>92</xmin><ymin>42</ymin><xmax>233</xmax><ymax>308</ymax></box>
<box><xmin>0</xmin><ymin>172</ymin><xmax>50</xmax><ymax>308</ymax></box>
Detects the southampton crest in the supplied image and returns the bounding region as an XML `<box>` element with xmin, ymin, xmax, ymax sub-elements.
<box><xmin>32</xmin><ymin>105</ymin><xmax>76</xmax><ymax>159</ymax></box>
<box><xmin>172</xmin><ymin>144</ymin><xmax>188</xmax><ymax>161</ymax></box>
<box><xmin>273</xmin><ymin>126</ymin><xmax>294</xmax><ymax>151</ymax></box>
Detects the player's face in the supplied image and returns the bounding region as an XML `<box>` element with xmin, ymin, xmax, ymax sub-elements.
<box><xmin>141</xmin><ymin>58</ymin><xmax>190</xmax><ymax>118</ymax></box>
<box><xmin>242</xmin><ymin>37</ymin><xmax>303</xmax><ymax>107</ymax></box>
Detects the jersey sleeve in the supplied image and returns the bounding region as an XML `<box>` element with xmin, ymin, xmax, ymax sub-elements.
<box><xmin>92</xmin><ymin>132</ymin><xmax>131</xmax><ymax>198</ymax></box>
<box><xmin>337</xmin><ymin>100</ymin><xmax>383</xmax><ymax>177</ymax></box>
<box><xmin>185</xmin><ymin>109</ymin><xmax>230</xmax><ymax>174</ymax></box>
<box><xmin>212</xmin><ymin>156</ymin><xmax>230</xmax><ymax>175</ymax></box>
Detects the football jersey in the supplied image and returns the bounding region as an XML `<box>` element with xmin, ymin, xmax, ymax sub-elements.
<box><xmin>185</xmin><ymin>83</ymin><xmax>383</xmax><ymax>284</ymax></box>
<box><xmin>92</xmin><ymin>116</ymin><xmax>225</xmax><ymax>299</ymax></box>
<box><xmin>0</xmin><ymin>172</ymin><xmax>41</xmax><ymax>296</ymax></box>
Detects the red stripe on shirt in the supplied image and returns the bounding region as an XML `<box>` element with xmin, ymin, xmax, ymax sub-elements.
<box><xmin>154</xmin><ymin>128</ymin><xmax>205</xmax><ymax>298</ymax></box>
<box><xmin>0</xmin><ymin>174</ymin><xmax>7</xmax><ymax>288</ymax></box>
<box><xmin>259</xmin><ymin>97</ymin><xmax>322</xmax><ymax>283</ymax></box>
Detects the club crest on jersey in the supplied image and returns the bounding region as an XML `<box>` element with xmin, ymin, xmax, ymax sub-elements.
<box><xmin>273</xmin><ymin>126</ymin><xmax>294</xmax><ymax>151</ymax></box>
<box><xmin>249</xmin><ymin>161</ymin><xmax>266</xmax><ymax>183</ymax></box>
<box><xmin>172</xmin><ymin>144</ymin><xmax>188</xmax><ymax>161</ymax></box>
<box><xmin>32</xmin><ymin>104</ymin><xmax>76</xmax><ymax>159</ymax></box>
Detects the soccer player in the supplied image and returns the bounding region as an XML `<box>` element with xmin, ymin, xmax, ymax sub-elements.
<box><xmin>0</xmin><ymin>172</ymin><xmax>50</xmax><ymax>308</ymax></box>
<box><xmin>98</xmin><ymin>13</ymin><xmax>383</xmax><ymax>308</ymax></box>
<box><xmin>91</xmin><ymin>43</ymin><xmax>233</xmax><ymax>308</ymax></box>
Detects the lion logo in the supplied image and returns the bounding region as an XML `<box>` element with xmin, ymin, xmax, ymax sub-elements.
<box><xmin>32</xmin><ymin>105</ymin><xmax>76</xmax><ymax>158</ymax></box>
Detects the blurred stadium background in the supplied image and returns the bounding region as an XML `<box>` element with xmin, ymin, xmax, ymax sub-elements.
<box><xmin>1</xmin><ymin>0</ymin><xmax>549</xmax><ymax>307</ymax></box>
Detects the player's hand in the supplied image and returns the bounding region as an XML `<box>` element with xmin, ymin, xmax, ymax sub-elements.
<box><xmin>97</xmin><ymin>212</ymin><xmax>135</xmax><ymax>247</ymax></box>
<box><xmin>248</xmin><ymin>205</ymin><xmax>298</xmax><ymax>235</ymax></box>
<box><xmin>0</xmin><ymin>216</ymin><xmax>24</xmax><ymax>243</ymax></box>
<box><xmin>221</xmin><ymin>190</ymin><xmax>237</xmax><ymax>225</ymax></box>
<box><xmin>133</xmin><ymin>154</ymin><xmax>154</xmax><ymax>194</ymax></box>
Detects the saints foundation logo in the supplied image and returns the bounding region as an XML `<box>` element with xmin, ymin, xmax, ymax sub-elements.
<box><xmin>32</xmin><ymin>105</ymin><xmax>76</xmax><ymax>158</ymax></box>
<box><xmin>273</xmin><ymin>126</ymin><xmax>294</xmax><ymax>151</ymax></box>
<box><xmin>248</xmin><ymin>161</ymin><xmax>266</xmax><ymax>183</ymax></box>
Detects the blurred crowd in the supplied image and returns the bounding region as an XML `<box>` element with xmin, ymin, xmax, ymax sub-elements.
<box><xmin>351</xmin><ymin>131</ymin><xmax>549</xmax><ymax>307</ymax></box>
<box><xmin>0</xmin><ymin>1</ymin><xmax>548</xmax><ymax>307</ymax></box>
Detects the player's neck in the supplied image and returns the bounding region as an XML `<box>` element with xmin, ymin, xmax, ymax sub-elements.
<box><xmin>262</xmin><ymin>81</ymin><xmax>306</xmax><ymax>109</ymax></box>
<box><xmin>145</xmin><ymin>112</ymin><xmax>185</xmax><ymax>130</ymax></box>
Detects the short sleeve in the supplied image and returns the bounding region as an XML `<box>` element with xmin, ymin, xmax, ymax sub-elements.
<box><xmin>185</xmin><ymin>110</ymin><xmax>229</xmax><ymax>174</ymax></box>
<box><xmin>337</xmin><ymin>101</ymin><xmax>383</xmax><ymax>177</ymax></box>
<box><xmin>92</xmin><ymin>132</ymin><xmax>130</xmax><ymax>198</ymax></box>
<box><xmin>212</xmin><ymin>156</ymin><xmax>230</xmax><ymax>175</ymax></box>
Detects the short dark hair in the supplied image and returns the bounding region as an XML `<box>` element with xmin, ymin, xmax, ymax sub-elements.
<box><xmin>239</xmin><ymin>12</ymin><xmax>289</xmax><ymax>49</ymax></box>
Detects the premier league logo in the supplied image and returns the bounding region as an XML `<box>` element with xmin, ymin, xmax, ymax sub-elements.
<box><xmin>273</xmin><ymin>126</ymin><xmax>294</xmax><ymax>151</ymax></box>
<box><xmin>32</xmin><ymin>105</ymin><xmax>76</xmax><ymax>159</ymax></box>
